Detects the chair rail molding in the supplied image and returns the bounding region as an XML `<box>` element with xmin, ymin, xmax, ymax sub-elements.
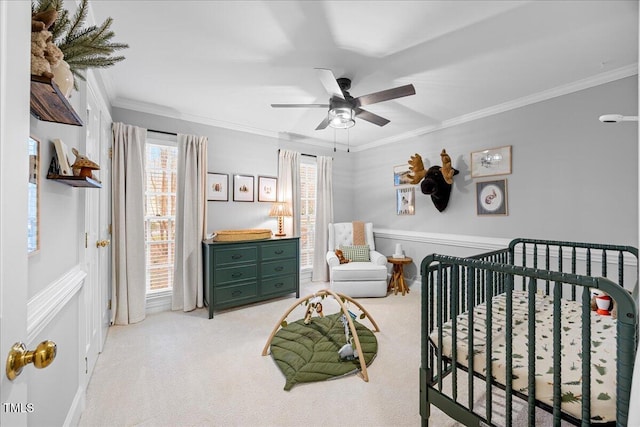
<box><xmin>373</xmin><ymin>228</ymin><xmax>510</xmax><ymax>252</ymax></box>
<box><xmin>373</xmin><ymin>228</ymin><xmax>637</xmax><ymax>267</ymax></box>
<box><xmin>27</xmin><ymin>264</ymin><xmax>86</xmax><ymax>344</ymax></box>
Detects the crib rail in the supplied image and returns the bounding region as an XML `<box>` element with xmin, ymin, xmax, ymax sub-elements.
<box><xmin>508</xmin><ymin>238</ymin><xmax>639</xmax><ymax>300</ymax></box>
<box><xmin>420</xmin><ymin>254</ymin><xmax>638</xmax><ymax>427</ymax></box>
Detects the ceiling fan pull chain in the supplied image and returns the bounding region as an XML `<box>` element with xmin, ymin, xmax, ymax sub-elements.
<box><xmin>333</xmin><ymin>128</ymin><xmax>337</xmax><ymax>152</ymax></box>
<box><xmin>347</xmin><ymin>128</ymin><xmax>350</xmax><ymax>153</ymax></box>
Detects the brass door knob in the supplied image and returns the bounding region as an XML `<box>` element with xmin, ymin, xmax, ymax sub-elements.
<box><xmin>6</xmin><ymin>340</ymin><xmax>57</xmax><ymax>381</ymax></box>
<box><xmin>96</xmin><ymin>239</ymin><xmax>111</xmax><ymax>248</ymax></box>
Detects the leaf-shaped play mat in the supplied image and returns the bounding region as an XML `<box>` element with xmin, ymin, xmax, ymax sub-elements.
<box><xmin>270</xmin><ymin>313</ymin><xmax>377</xmax><ymax>390</ymax></box>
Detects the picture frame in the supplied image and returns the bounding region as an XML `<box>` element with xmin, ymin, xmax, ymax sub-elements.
<box><xmin>396</xmin><ymin>187</ymin><xmax>415</xmax><ymax>215</ymax></box>
<box><xmin>28</xmin><ymin>136</ymin><xmax>40</xmax><ymax>254</ymax></box>
<box><xmin>258</xmin><ymin>176</ymin><xmax>277</xmax><ymax>202</ymax></box>
<box><xmin>52</xmin><ymin>138</ymin><xmax>73</xmax><ymax>176</ymax></box>
<box><xmin>206</xmin><ymin>173</ymin><xmax>228</xmax><ymax>201</ymax></box>
<box><xmin>233</xmin><ymin>174</ymin><xmax>254</xmax><ymax>202</ymax></box>
<box><xmin>471</xmin><ymin>145</ymin><xmax>512</xmax><ymax>178</ymax></box>
<box><xmin>393</xmin><ymin>164</ymin><xmax>413</xmax><ymax>186</ymax></box>
<box><xmin>476</xmin><ymin>179</ymin><xmax>508</xmax><ymax>216</ymax></box>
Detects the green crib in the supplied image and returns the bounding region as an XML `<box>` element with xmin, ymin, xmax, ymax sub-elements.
<box><xmin>420</xmin><ymin>238</ymin><xmax>638</xmax><ymax>427</ymax></box>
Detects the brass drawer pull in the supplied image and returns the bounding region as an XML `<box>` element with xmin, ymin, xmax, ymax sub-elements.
<box><xmin>275</xmin><ymin>266</ymin><xmax>284</xmax><ymax>272</ymax></box>
<box><xmin>274</xmin><ymin>282</ymin><xmax>284</xmax><ymax>288</ymax></box>
<box><xmin>232</xmin><ymin>290</ymin><xmax>242</xmax><ymax>297</ymax></box>
<box><xmin>275</xmin><ymin>249</ymin><xmax>284</xmax><ymax>254</ymax></box>
<box><xmin>231</xmin><ymin>272</ymin><xmax>243</xmax><ymax>278</ymax></box>
<box><xmin>231</xmin><ymin>254</ymin><xmax>243</xmax><ymax>260</ymax></box>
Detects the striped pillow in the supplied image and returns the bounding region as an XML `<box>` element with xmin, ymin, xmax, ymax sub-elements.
<box><xmin>340</xmin><ymin>245</ymin><xmax>370</xmax><ymax>262</ymax></box>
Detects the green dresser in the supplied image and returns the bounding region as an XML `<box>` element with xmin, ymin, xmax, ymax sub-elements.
<box><xmin>202</xmin><ymin>237</ymin><xmax>300</xmax><ymax>318</ymax></box>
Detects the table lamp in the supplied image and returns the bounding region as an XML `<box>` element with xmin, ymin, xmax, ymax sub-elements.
<box><xmin>269</xmin><ymin>202</ymin><xmax>292</xmax><ymax>237</ymax></box>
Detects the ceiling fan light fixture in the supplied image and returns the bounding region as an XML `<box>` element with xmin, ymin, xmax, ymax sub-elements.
<box><xmin>328</xmin><ymin>107</ymin><xmax>355</xmax><ymax>129</ymax></box>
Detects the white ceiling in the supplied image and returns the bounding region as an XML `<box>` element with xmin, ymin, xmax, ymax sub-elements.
<box><xmin>90</xmin><ymin>1</ymin><xmax>638</xmax><ymax>150</ymax></box>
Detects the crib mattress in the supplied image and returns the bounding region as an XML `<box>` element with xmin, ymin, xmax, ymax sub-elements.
<box><xmin>430</xmin><ymin>291</ymin><xmax>618</xmax><ymax>423</ymax></box>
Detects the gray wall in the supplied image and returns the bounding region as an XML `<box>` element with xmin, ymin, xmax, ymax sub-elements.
<box><xmin>111</xmin><ymin>108</ymin><xmax>354</xmax><ymax>234</ymax></box>
<box><xmin>29</xmin><ymin>89</ymin><xmax>87</xmax><ymax>298</ymax></box>
<box><xmin>354</xmin><ymin>76</ymin><xmax>639</xmax><ymax>247</ymax></box>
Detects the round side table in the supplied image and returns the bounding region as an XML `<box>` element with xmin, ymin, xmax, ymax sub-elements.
<box><xmin>387</xmin><ymin>256</ymin><xmax>412</xmax><ymax>295</ymax></box>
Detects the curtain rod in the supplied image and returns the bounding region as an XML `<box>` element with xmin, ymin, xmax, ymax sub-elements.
<box><xmin>148</xmin><ymin>129</ymin><xmax>178</xmax><ymax>136</ymax></box>
<box><xmin>277</xmin><ymin>149</ymin><xmax>317</xmax><ymax>158</ymax></box>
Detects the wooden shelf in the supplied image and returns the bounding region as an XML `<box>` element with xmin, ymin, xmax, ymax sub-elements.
<box><xmin>47</xmin><ymin>175</ymin><xmax>102</xmax><ymax>188</ymax></box>
<box><xmin>30</xmin><ymin>75</ymin><xmax>83</xmax><ymax>126</ymax></box>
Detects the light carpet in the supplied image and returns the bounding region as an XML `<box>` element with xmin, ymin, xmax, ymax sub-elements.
<box><xmin>78</xmin><ymin>282</ymin><xmax>461</xmax><ymax>427</ymax></box>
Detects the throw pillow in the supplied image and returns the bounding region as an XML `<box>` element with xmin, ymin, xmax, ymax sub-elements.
<box><xmin>335</xmin><ymin>249</ymin><xmax>350</xmax><ymax>264</ymax></box>
<box><xmin>340</xmin><ymin>245</ymin><xmax>370</xmax><ymax>262</ymax></box>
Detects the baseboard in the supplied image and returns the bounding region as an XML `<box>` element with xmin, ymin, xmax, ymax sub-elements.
<box><xmin>63</xmin><ymin>385</ymin><xmax>85</xmax><ymax>427</ymax></box>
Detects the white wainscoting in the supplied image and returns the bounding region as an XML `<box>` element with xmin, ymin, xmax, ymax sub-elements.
<box><xmin>374</xmin><ymin>228</ymin><xmax>511</xmax><ymax>252</ymax></box>
<box><xmin>373</xmin><ymin>229</ymin><xmax>638</xmax><ymax>292</ymax></box>
<box><xmin>27</xmin><ymin>264</ymin><xmax>86</xmax><ymax>344</ymax></box>
<box><xmin>146</xmin><ymin>289</ymin><xmax>173</xmax><ymax>314</ymax></box>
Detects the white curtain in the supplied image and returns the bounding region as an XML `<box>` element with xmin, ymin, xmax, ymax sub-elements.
<box><xmin>277</xmin><ymin>149</ymin><xmax>300</xmax><ymax>236</ymax></box>
<box><xmin>172</xmin><ymin>134</ymin><xmax>208</xmax><ymax>311</ymax></box>
<box><xmin>111</xmin><ymin>122</ymin><xmax>147</xmax><ymax>325</ymax></box>
<box><xmin>312</xmin><ymin>156</ymin><xmax>333</xmax><ymax>282</ymax></box>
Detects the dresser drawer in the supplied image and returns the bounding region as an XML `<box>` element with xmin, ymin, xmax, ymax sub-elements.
<box><xmin>261</xmin><ymin>240</ymin><xmax>297</xmax><ymax>261</ymax></box>
<box><xmin>215</xmin><ymin>264</ymin><xmax>257</xmax><ymax>285</ymax></box>
<box><xmin>214</xmin><ymin>282</ymin><xmax>257</xmax><ymax>304</ymax></box>
<box><xmin>262</xmin><ymin>258</ymin><xmax>297</xmax><ymax>278</ymax></box>
<box><xmin>261</xmin><ymin>275</ymin><xmax>296</xmax><ymax>296</ymax></box>
<box><xmin>214</xmin><ymin>246</ymin><xmax>257</xmax><ymax>266</ymax></box>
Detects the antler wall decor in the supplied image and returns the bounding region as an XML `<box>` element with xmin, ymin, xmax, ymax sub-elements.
<box><xmin>407</xmin><ymin>149</ymin><xmax>459</xmax><ymax>212</ymax></box>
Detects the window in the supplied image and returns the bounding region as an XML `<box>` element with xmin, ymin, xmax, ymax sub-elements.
<box><xmin>144</xmin><ymin>141</ymin><xmax>177</xmax><ymax>292</ymax></box>
<box><xmin>299</xmin><ymin>160</ymin><xmax>317</xmax><ymax>269</ymax></box>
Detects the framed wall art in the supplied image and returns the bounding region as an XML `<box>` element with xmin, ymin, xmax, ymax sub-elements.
<box><xmin>476</xmin><ymin>179</ymin><xmax>508</xmax><ymax>216</ymax></box>
<box><xmin>233</xmin><ymin>174</ymin><xmax>254</xmax><ymax>202</ymax></box>
<box><xmin>396</xmin><ymin>187</ymin><xmax>415</xmax><ymax>215</ymax></box>
<box><xmin>258</xmin><ymin>176</ymin><xmax>277</xmax><ymax>202</ymax></box>
<box><xmin>207</xmin><ymin>173</ymin><xmax>228</xmax><ymax>201</ymax></box>
<box><xmin>471</xmin><ymin>145</ymin><xmax>512</xmax><ymax>178</ymax></box>
<box><xmin>393</xmin><ymin>164</ymin><xmax>413</xmax><ymax>186</ymax></box>
<box><xmin>28</xmin><ymin>136</ymin><xmax>40</xmax><ymax>254</ymax></box>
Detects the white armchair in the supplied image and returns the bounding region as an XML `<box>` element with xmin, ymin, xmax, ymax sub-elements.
<box><xmin>326</xmin><ymin>222</ymin><xmax>388</xmax><ymax>297</ymax></box>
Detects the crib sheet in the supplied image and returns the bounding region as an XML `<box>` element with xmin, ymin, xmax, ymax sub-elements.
<box><xmin>430</xmin><ymin>291</ymin><xmax>618</xmax><ymax>423</ymax></box>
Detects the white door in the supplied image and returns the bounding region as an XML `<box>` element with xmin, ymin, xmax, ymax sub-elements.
<box><xmin>97</xmin><ymin>88</ymin><xmax>112</xmax><ymax>349</ymax></box>
<box><xmin>83</xmin><ymin>86</ymin><xmax>111</xmax><ymax>382</ymax></box>
<box><xmin>0</xmin><ymin>1</ymin><xmax>31</xmax><ymax>425</ymax></box>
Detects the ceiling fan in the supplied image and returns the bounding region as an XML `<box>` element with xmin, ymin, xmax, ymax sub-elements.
<box><xmin>271</xmin><ymin>68</ymin><xmax>416</xmax><ymax>130</ymax></box>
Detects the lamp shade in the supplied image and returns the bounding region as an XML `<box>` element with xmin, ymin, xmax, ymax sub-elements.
<box><xmin>268</xmin><ymin>202</ymin><xmax>292</xmax><ymax>217</ymax></box>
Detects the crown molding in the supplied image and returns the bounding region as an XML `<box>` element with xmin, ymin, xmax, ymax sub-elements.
<box><xmin>108</xmin><ymin>65</ymin><xmax>636</xmax><ymax>153</ymax></box>
<box><xmin>355</xmin><ymin>64</ymin><xmax>638</xmax><ymax>152</ymax></box>
<box><xmin>110</xmin><ymin>98</ymin><xmax>347</xmax><ymax>150</ymax></box>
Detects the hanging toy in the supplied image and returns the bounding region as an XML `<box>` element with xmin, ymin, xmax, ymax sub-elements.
<box><xmin>303</xmin><ymin>296</ymin><xmax>324</xmax><ymax>324</ymax></box>
<box><xmin>337</xmin><ymin>314</ymin><xmax>358</xmax><ymax>361</ymax></box>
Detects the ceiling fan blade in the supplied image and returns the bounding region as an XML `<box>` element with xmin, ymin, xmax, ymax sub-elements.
<box><xmin>315</xmin><ymin>116</ymin><xmax>329</xmax><ymax>130</ymax></box>
<box><xmin>315</xmin><ymin>68</ymin><xmax>345</xmax><ymax>100</ymax></box>
<box><xmin>271</xmin><ymin>103</ymin><xmax>329</xmax><ymax>108</ymax></box>
<box><xmin>354</xmin><ymin>108</ymin><xmax>390</xmax><ymax>127</ymax></box>
<box><xmin>354</xmin><ymin>84</ymin><xmax>416</xmax><ymax>107</ymax></box>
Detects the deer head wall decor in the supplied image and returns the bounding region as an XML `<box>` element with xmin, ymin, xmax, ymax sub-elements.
<box><xmin>407</xmin><ymin>149</ymin><xmax>459</xmax><ymax>212</ymax></box>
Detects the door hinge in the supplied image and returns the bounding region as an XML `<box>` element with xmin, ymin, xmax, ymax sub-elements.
<box><xmin>108</xmin><ymin>147</ymin><xmax>112</xmax><ymax>159</ymax></box>
<box><xmin>85</xmin><ymin>357</ymin><xmax>88</xmax><ymax>374</ymax></box>
<box><xmin>108</xmin><ymin>299</ymin><xmax>112</xmax><ymax>310</ymax></box>
<box><xmin>108</xmin><ymin>223</ymin><xmax>112</xmax><ymax>235</ymax></box>
<box><xmin>85</xmin><ymin>232</ymin><xmax>88</xmax><ymax>248</ymax></box>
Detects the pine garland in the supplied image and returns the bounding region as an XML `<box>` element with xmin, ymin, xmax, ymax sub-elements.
<box><xmin>32</xmin><ymin>0</ymin><xmax>128</xmax><ymax>87</ymax></box>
